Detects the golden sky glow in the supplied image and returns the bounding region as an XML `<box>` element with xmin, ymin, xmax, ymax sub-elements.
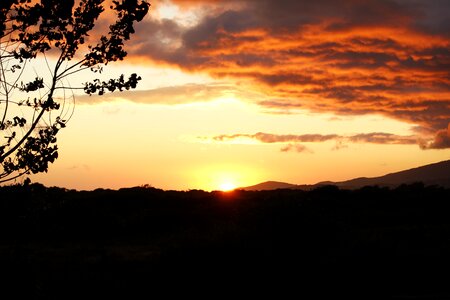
<box><xmin>29</xmin><ymin>0</ymin><xmax>450</xmax><ymax>190</ymax></box>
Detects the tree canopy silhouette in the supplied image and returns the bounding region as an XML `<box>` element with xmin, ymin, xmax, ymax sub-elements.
<box><xmin>0</xmin><ymin>0</ymin><xmax>150</xmax><ymax>183</ymax></box>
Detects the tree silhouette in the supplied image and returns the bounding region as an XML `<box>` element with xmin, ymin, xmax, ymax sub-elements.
<box><xmin>0</xmin><ymin>0</ymin><xmax>150</xmax><ymax>183</ymax></box>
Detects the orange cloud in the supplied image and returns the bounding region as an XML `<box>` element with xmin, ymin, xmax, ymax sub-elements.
<box><xmin>131</xmin><ymin>0</ymin><xmax>450</xmax><ymax>147</ymax></box>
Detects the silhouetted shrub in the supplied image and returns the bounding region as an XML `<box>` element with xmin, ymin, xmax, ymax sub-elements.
<box><xmin>0</xmin><ymin>183</ymin><xmax>449</xmax><ymax>298</ymax></box>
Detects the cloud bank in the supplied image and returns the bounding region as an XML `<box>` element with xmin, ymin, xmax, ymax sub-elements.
<box><xmin>124</xmin><ymin>0</ymin><xmax>450</xmax><ymax>148</ymax></box>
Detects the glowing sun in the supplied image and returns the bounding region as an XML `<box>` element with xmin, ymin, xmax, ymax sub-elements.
<box><xmin>219</xmin><ymin>182</ymin><xmax>236</xmax><ymax>192</ymax></box>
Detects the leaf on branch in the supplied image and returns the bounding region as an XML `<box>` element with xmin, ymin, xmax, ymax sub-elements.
<box><xmin>13</xmin><ymin>116</ymin><xmax>26</xmax><ymax>127</ymax></box>
<box><xmin>10</xmin><ymin>64</ymin><xmax>22</xmax><ymax>73</ymax></box>
<box><xmin>84</xmin><ymin>73</ymin><xmax>142</xmax><ymax>96</ymax></box>
<box><xmin>5</xmin><ymin>131</ymin><xmax>16</xmax><ymax>144</ymax></box>
<box><xmin>20</xmin><ymin>77</ymin><xmax>44</xmax><ymax>92</ymax></box>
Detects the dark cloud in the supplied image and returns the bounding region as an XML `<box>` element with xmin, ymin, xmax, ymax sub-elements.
<box><xmin>245</xmin><ymin>0</ymin><xmax>411</xmax><ymax>31</ymax></box>
<box><xmin>256</xmin><ymin>73</ymin><xmax>315</xmax><ymax>86</ymax></box>
<box><xmin>420</xmin><ymin>123</ymin><xmax>450</xmax><ymax>149</ymax></box>
<box><xmin>403</xmin><ymin>0</ymin><xmax>450</xmax><ymax>36</ymax></box>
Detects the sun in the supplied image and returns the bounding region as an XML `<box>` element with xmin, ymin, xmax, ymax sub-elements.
<box><xmin>192</xmin><ymin>164</ymin><xmax>265</xmax><ymax>191</ymax></box>
<box><xmin>219</xmin><ymin>182</ymin><xmax>236</xmax><ymax>192</ymax></box>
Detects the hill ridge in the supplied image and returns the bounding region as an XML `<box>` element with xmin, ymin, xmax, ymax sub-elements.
<box><xmin>241</xmin><ymin>159</ymin><xmax>450</xmax><ymax>190</ymax></box>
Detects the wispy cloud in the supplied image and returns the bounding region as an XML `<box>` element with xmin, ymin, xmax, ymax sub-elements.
<box><xmin>210</xmin><ymin>132</ymin><xmax>339</xmax><ymax>143</ymax></box>
<box><xmin>76</xmin><ymin>83</ymin><xmax>261</xmax><ymax>105</ymax></box>
<box><xmin>67</xmin><ymin>164</ymin><xmax>91</xmax><ymax>171</ymax></box>
<box><xmin>197</xmin><ymin>131</ymin><xmax>422</xmax><ymax>152</ymax></box>
<box><xmin>280</xmin><ymin>144</ymin><xmax>313</xmax><ymax>153</ymax></box>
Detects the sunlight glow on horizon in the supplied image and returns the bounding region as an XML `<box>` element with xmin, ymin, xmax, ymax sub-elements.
<box><xmin>15</xmin><ymin>0</ymin><xmax>450</xmax><ymax>191</ymax></box>
<box><xmin>188</xmin><ymin>163</ymin><xmax>266</xmax><ymax>192</ymax></box>
<box><xmin>218</xmin><ymin>182</ymin><xmax>236</xmax><ymax>192</ymax></box>
<box><xmin>27</xmin><ymin>97</ymin><xmax>450</xmax><ymax>191</ymax></box>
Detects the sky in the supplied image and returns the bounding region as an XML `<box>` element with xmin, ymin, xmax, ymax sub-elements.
<box><xmin>32</xmin><ymin>0</ymin><xmax>450</xmax><ymax>191</ymax></box>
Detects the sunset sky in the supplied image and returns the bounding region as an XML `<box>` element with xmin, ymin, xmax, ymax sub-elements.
<box><xmin>31</xmin><ymin>0</ymin><xmax>450</xmax><ymax>191</ymax></box>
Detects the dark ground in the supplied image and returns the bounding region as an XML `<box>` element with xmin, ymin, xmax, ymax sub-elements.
<box><xmin>1</xmin><ymin>183</ymin><xmax>450</xmax><ymax>299</ymax></box>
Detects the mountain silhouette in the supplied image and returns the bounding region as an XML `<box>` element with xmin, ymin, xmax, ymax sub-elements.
<box><xmin>242</xmin><ymin>159</ymin><xmax>450</xmax><ymax>190</ymax></box>
<box><xmin>240</xmin><ymin>181</ymin><xmax>310</xmax><ymax>191</ymax></box>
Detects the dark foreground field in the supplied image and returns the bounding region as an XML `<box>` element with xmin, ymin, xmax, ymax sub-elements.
<box><xmin>1</xmin><ymin>183</ymin><xmax>450</xmax><ymax>299</ymax></box>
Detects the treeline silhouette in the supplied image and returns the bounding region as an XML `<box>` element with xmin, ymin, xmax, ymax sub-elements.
<box><xmin>1</xmin><ymin>183</ymin><xmax>450</xmax><ymax>298</ymax></box>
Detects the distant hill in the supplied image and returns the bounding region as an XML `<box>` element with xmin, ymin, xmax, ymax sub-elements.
<box><xmin>324</xmin><ymin>159</ymin><xmax>450</xmax><ymax>189</ymax></box>
<box><xmin>241</xmin><ymin>160</ymin><xmax>450</xmax><ymax>190</ymax></box>
<box><xmin>240</xmin><ymin>181</ymin><xmax>312</xmax><ymax>191</ymax></box>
